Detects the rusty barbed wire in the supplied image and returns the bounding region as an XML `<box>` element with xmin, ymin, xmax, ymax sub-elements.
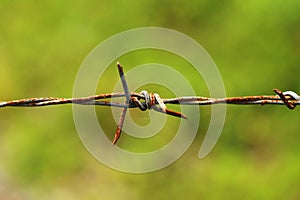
<box><xmin>1</xmin><ymin>62</ymin><xmax>299</xmax><ymax>144</ymax></box>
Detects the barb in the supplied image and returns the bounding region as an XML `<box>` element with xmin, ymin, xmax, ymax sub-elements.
<box><xmin>0</xmin><ymin>62</ymin><xmax>299</xmax><ymax>144</ymax></box>
<box><xmin>113</xmin><ymin>62</ymin><xmax>130</xmax><ymax>144</ymax></box>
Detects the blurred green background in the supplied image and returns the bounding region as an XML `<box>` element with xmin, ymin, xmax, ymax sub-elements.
<box><xmin>1</xmin><ymin>0</ymin><xmax>300</xmax><ymax>199</ymax></box>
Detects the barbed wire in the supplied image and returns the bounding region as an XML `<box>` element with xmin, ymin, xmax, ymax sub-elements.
<box><xmin>1</xmin><ymin>62</ymin><xmax>299</xmax><ymax>144</ymax></box>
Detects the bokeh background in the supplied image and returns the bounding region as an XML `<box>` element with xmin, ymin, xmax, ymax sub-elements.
<box><xmin>1</xmin><ymin>0</ymin><xmax>300</xmax><ymax>199</ymax></box>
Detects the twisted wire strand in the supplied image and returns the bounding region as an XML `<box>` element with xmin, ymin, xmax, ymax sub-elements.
<box><xmin>1</xmin><ymin>91</ymin><xmax>299</xmax><ymax>108</ymax></box>
<box><xmin>0</xmin><ymin>62</ymin><xmax>299</xmax><ymax>144</ymax></box>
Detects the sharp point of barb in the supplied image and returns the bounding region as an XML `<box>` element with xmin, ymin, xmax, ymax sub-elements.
<box><xmin>113</xmin><ymin>127</ymin><xmax>122</xmax><ymax>145</ymax></box>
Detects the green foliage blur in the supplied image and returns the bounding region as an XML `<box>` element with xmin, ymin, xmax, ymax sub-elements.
<box><xmin>1</xmin><ymin>0</ymin><xmax>300</xmax><ymax>199</ymax></box>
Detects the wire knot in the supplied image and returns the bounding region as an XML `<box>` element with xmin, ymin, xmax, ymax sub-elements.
<box><xmin>131</xmin><ymin>90</ymin><xmax>166</xmax><ymax>112</ymax></box>
<box><xmin>141</xmin><ymin>90</ymin><xmax>167</xmax><ymax>112</ymax></box>
<box><xmin>274</xmin><ymin>89</ymin><xmax>300</xmax><ymax>110</ymax></box>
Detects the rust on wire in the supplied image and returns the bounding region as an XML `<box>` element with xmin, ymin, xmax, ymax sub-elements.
<box><xmin>0</xmin><ymin>62</ymin><xmax>299</xmax><ymax>144</ymax></box>
<box><xmin>113</xmin><ymin>62</ymin><xmax>130</xmax><ymax>144</ymax></box>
